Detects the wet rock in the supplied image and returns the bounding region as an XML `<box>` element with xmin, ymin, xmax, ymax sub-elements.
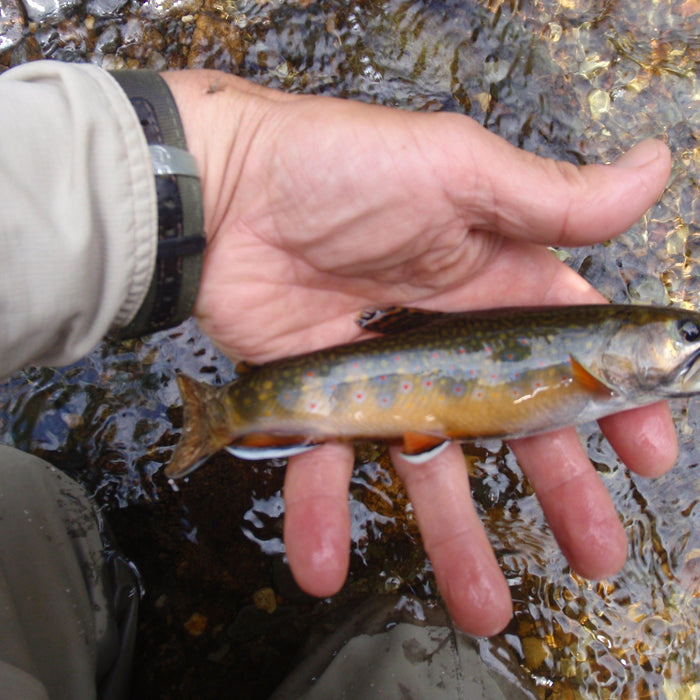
<box><xmin>184</xmin><ymin>611</ymin><xmax>208</xmax><ymax>636</ymax></box>
<box><xmin>188</xmin><ymin>11</ymin><xmax>245</xmax><ymax>70</ymax></box>
<box><xmin>85</xmin><ymin>0</ymin><xmax>129</xmax><ymax>18</ymax></box>
<box><xmin>21</xmin><ymin>0</ymin><xmax>80</xmax><ymax>23</ymax></box>
<box><xmin>144</xmin><ymin>50</ymin><xmax>166</xmax><ymax>70</ymax></box>
<box><xmin>139</xmin><ymin>0</ymin><xmax>203</xmax><ymax>19</ymax></box>
<box><xmin>94</xmin><ymin>24</ymin><xmax>121</xmax><ymax>55</ymax></box>
<box><xmin>206</xmin><ymin>641</ymin><xmax>231</xmax><ymax>663</ymax></box>
<box><xmin>0</xmin><ymin>0</ymin><xmax>23</xmax><ymax>54</ymax></box>
<box><xmin>521</xmin><ymin>635</ymin><xmax>553</xmax><ymax>670</ymax></box>
<box><xmin>253</xmin><ymin>586</ymin><xmax>278</xmax><ymax>614</ymax></box>
<box><xmin>227</xmin><ymin>604</ymin><xmax>301</xmax><ymax>644</ymax></box>
<box><xmin>627</xmin><ymin>274</ymin><xmax>670</xmax><ymax>305</ymax></box>
<box><xmin>7</xmin><ymin>34</ymin><xmax>43</xmax><ymax>65</ymax></box>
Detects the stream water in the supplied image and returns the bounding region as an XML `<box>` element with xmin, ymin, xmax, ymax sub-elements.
<box><xmin>1</xmin><ymin>0</ymin><xmax>699</xmax><ymax>697</ymax></box>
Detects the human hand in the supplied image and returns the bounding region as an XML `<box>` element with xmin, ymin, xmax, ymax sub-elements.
<box><xmin>161</xmin><ymin>69</ymin><xmax>674</xmax><ymax>635</ymax></box>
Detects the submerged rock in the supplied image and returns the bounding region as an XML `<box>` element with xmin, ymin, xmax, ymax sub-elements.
<box><xmin>85</xmin><ymin>0</ymin><xmax>129</xmax><ymax>18</ymax></box>
<box><xmin>21</xmin><ymin>0</ymin><xmax>80</xmax><ymax>23</ymax></box>
<box><xmin>0</xmin><ymin>0</ymin><xmax>24</xmax><ymax>53</ymax></box>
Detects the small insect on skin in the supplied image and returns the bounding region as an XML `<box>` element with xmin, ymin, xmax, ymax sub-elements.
<box><xmin>165</xmin><ymin>304</ymin><xmax>700</xmax><ymax>478</ymax></box>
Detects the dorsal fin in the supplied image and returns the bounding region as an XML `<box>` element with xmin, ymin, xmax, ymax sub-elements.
<box><xmin>235</xmin><ymin>360</ymin><xmax>259</xmax><ymax>376</ymax></box>
<box><xmin>358</xmin><ymin>307</ymin><xmax>453</xmax><ymax>335</ymax></box>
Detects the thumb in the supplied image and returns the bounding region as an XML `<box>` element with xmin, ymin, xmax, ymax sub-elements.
<box><xmin>452</xmin><ymin>134</ymin><xmax>671</xmax><ymax>246</ymax></box>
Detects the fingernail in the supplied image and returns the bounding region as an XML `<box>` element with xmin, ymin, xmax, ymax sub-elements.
<box><xmin>612</xmin><ymin>139</ymin><xmax>666</xmax><ymax>169</ymax></box>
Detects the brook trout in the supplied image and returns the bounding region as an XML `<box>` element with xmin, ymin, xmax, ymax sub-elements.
<box><xmin>165</xmin><ymin>305</ymin><xmax>700</xmax><ymax>478</ymax></box>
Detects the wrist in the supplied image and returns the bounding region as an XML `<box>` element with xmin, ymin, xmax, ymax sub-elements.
<box><xmin>159</xmin><ymin>70</ymin><xmax>298</xmax><ymax>242</ymax></box>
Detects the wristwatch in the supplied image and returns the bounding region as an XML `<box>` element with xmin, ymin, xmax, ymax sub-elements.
<box><xmin>109</xmin><ymin>70</ymin><xmax>206</xmax><ymax>339</ymax></box>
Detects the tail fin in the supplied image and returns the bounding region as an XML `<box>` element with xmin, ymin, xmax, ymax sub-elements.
<box><xmin>165</xmin><ymin>374</ymin><xmax>231</xmax><ymax>479</ymax></box>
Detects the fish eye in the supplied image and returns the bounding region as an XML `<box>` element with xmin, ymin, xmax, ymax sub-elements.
<box><xmin>678</xmin><ymin>319</ymin><xmax>700</xmax><ymax>343</ymax></box>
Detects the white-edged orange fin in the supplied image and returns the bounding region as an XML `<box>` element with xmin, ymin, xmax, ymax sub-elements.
<box><xmin>226</xmin><ymin>442</ymin><xmax>321</xmax><ymax>461</ymax></box>
<box><xmin>570</xmin><ymin>355</ymin><xmax>615</xmax><ymax>396</ymax></box>
<box><xmin>399</xmin><ymin>431</ymin><xmax>450</xmax><ymax>464</ymax></box>
<box><xmin>237</xmin><ymin>433</ymin><xmax>316</xmax><ymax>448</ymax></box>
<box><xmin>399</xmin><ymin>441</ymin><xmax>450</xmax><ymax>464</ymax></box>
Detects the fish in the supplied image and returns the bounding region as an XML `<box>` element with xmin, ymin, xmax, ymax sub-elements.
<box><xmin>165</xmin><ymin>304</ymin><xmax>700</xmax><ymax>478</ymax></box>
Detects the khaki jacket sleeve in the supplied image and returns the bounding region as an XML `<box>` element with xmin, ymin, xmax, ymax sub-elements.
<box><xmin>0</xmin><ymin>61</ymin><xmax>157</xmax><ymax>380</ymax></box>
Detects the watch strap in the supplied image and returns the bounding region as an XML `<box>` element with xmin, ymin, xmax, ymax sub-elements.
<box><xmin>110</xmin><ymin>70</ymin><xmax>205</xmax><ymax>339</ymax></box>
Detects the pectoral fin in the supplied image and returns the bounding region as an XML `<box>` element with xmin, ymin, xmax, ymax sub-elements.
<box><xmin>398</xmin><ymin>432</ymin><xmax>450</xmax><ymax>464</ymax></box>
<box><xmin>570</xmin><ymin>355</ymin><xmax>615</xmax><ymax>396</ymax></box>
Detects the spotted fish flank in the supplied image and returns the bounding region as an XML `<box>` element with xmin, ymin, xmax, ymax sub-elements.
<box><xmin>165</xmin><ymin>305</ymin><xmax>700</xmax><ymax>478</ymax></box>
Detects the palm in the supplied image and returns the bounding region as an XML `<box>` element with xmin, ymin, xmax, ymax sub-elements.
<box><xmin>165</xmin><ymin>70</ymin><xmax>676</xmax><ymax>635</ymax></box>
<box><xmin>195</xmin><ymin>101</ymin><xmax>618</xmax><ymax>361</ymax></box>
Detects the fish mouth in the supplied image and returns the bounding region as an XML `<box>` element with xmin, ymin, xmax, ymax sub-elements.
<box><xmin>679</xmin><ymin>349</ymin><xmax>700</xmax><ymax>394</ymax></box>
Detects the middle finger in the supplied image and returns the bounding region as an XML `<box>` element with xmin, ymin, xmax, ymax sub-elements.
<box><xmin>391</xmin><ymin>442</ymin><xmax>512</xmax><ymax>635</ymax></box>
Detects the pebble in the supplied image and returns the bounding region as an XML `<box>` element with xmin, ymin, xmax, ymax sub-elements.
<box><xmin>139</xmin><ymin>0</ymin><xmax>203</xmax><ymax>19</ymax></box>
<box><xmin>20</xmin><ymin>0</ymin><xmax>81</xmax><ymax>23</ymax></box>
<box><xmin>253</xmin><ymin>586</ymin><xmax>278</xmax><ymax>613</ymax></box>
<box><xmin>521</xmin><ymin>635</ymin><xmax>553</xmax><ymax>669</ymax></box>
<box><xmin>588</xmin><ymin>87</ymin><xmax>611</xmax><ymax>118</ymax></box>
<box><xmin>184</xmin><ymin>611</ymin><xmax>208</xmax><ymax>636</ymax></box>
<box><xmin>0</xmin><ymin>0</ymin><xmax>25</xmax><ymax>52</ymax></box>
<box><xmin>85</xmin><ymin>0</ymin><xmax>129</xmax><ymax>18</ymax></box>
<box><xmin>94</xmin><ymin>24</ymin><xmax>120</xmax><ymax>54</ymax></box>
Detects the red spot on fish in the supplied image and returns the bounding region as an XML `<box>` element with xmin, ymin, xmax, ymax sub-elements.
<box><xmin>476</xmin><ymin>390</ymin><xmax>484</xmax><ymax>399</ymax></box>
<box><xmin>402</xmin><ymin>382</ymin><xmax>412</xmax><ymax>392</ymax></box>
<box><xmin>309</xmin><ymin>402</ymin><xmax>317</xmax><ymax>410</ymax></box>
<box><xmin>353</xmin><ymin>361</ymin><xmax>360</xmax><ymax>369</ymax></box>
<box><xmin>459</xmin><ymin>347</ymin><xmax>466</xmax><ymax>354</ymax></box>
<box><xmin>379</xmin><ymin>375</ymin><xmax>386</xmax><ymax>382</ymax></box>
<box><xmin>469</xmin><ymin>369</ymin><xmax>476</xmax><ymax>376</ymax></box>
<box><xmin>355</xmin><ymin>392</ymin><xmax>365</xmax><ymax>401</ymax></box>
<box><xmin>453</xmin><ymin>385</ymin><xmax>463</xmax><ymax>394</ymax></box>
<box><xmin>507</xmin><ymin>353</ymin><xmax>514</xmax><ymax>360</ymax></box>
<box><xmin>491</xmin><ymin>373</ymin><xmax>498</xmax><ymax>380</ymax></box>
<box><xmin>513</xmin><ymin>372</ymin><xmax>520</xmax><ymax>379</ymax></box>
<box><xmin>424</xmin><ymin>380</ymin><xmax>433</xmax><ymax>388</ymax></box>
<box><xmin>432</xmin><ymin>352</ymin><xmax>439</xmax><ymax>359</ymax></box>
<box><xmin>394</xmin><ymin>355</ymin><xmax>402</xmax><ymax>362</ymax></box>
<box><xmin>306</xmin><ymin>371</ymin><xmax>314</xmax><ymax>378</ymax></box>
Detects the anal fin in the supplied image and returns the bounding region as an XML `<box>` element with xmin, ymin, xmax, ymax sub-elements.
<box><xmin>226</xmin><ymin>433</ymin><xmax>322</xmax><ymax>461</ymax></box>
<box><xmin>399</xmin><ymin>431</ymin><xmax>450</xmax><ymax>464</ymax></box>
